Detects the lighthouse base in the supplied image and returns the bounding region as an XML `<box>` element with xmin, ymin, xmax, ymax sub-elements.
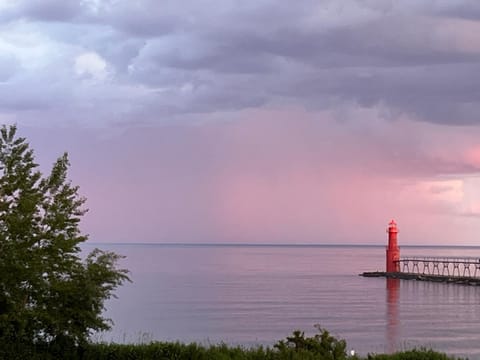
<box><xmin>386</xmin><ymin>248</ymin><xmax>400</xmax><ymax>273</ymax></box>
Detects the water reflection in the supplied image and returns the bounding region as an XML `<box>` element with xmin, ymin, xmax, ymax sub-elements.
<box><xmin>386</xmin><ymin>278</ymin><xmax>399</xmax><ymax>353</ymax></box>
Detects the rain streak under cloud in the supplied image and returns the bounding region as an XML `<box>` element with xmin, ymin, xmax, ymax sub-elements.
<box><xmin>2</xmin><ymin>0</ymin><xmax>480</xmax><ymax>244</ymax></box>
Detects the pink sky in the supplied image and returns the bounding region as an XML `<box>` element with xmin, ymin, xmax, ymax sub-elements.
<box><xmin>22</xmin><ymin>107</ymin><xmax>480</xmax><ymax>245</ymax></box>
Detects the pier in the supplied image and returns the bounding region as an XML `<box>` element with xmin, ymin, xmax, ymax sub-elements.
<box><xmin>361</xmin><ymin>220</ymin><xmax>480</xmax><ymax>285</ymax></box>
<box><xmin>398</xmin><ymin>256</ymin><xmax>480</xmax><ymax>277</ymax></box>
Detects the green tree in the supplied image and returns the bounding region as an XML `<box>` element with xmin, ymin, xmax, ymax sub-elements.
<box><xmin>0</xmin><ymin>125</ymin><xmax>129</xmax><ymax>348</ymax></box>
<box><xmin>274</xmin><ymin>325</ymin><xmax>348</xmax><ymax>360</ymax></box>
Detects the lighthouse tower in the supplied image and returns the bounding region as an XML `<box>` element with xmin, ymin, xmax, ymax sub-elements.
<box><xmin>386</xmin><ymin>220</ymin><xmax>400</xmax><ymax>273</ymax></box>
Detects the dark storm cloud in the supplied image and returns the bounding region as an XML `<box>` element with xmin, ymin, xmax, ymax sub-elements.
<box><xmin>268</xmin><ymin>61</ymin><xmax>480</xmax><ymax>124</ymax></box>
<box><xmin>116</xmin><ymin>3</ymin><xmax>480</xmax><ymax>125</ymax></box>
<box><xmin>432</xmin><ymin>1</ymin><xmax>480</xmax><ymax>20</ymax></box>
<box><xmin>107</xmin><ymin>11</ymin><xmax>175</xmax><ymax>38</ymax></box>
<box><xmin>2</xmin><ymin>0</ymin><xmax>480</xmax><ymax>125</ymax></box>
<box><xmin>17</xmin><ymin>0</ymin><xmax>83</xmax><ymax>22</ymax></box>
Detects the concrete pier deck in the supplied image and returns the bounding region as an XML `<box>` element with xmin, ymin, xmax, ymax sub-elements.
<box><xmin>360</xmin><ymin>271</ymin><xmax>480</xmax><ymax>286</ymax></box>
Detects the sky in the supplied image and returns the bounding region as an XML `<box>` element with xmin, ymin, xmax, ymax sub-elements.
<box><xmin>2</xmin><ymin>1</ymin><xmax>480</xmax><ymax>245</ymax></box>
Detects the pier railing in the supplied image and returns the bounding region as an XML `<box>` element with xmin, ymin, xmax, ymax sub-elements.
<box><xmin>396</xmin><ymin>256</ymin><xmax>480</xmax><ymax>278</ymax></box>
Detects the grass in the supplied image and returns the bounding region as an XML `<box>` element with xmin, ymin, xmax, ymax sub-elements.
<box><xmin>0</xmin><ymin>327</ymin><xmax>466</xmax><ymax>360</ymax></box>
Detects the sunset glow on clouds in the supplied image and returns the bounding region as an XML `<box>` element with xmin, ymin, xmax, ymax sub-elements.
<box><xmin>3</xmin><ymin>1</ymin><xmax>480</xmax><ymax>244</ymax></box>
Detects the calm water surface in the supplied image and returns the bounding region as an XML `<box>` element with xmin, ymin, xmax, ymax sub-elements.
<box><xmin>87</xmin><ymin>244</ymin><xmax>480</xmax><ymax>358</ymax></box>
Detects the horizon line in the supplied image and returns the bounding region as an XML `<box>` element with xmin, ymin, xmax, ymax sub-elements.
<box><xmin>83</xmin><ymin>242</ymin><xmax>480</xmax><ymax>248</ymax></box>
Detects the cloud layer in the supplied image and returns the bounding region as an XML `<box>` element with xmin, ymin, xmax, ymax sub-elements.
<box><xmin>2</xmin><ymin>1</ymin><xmax>480</xmax><ymax>126</ymax></box>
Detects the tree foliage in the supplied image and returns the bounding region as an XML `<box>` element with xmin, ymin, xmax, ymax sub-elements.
<box><xmin>0</xmin><ymin>125</ymin><xmax>129</xmax><ymax>347</ymax></box>
<box><xmin>274</xmin><ymin>325</ymin><xmax>348</xmax><ymax>360</ymax></box>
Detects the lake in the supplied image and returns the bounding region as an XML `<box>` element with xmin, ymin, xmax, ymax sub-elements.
<box><xmin>86</xmin><ymin>243</ymin><xmax>480</xmax><ymax>358</ymax></box>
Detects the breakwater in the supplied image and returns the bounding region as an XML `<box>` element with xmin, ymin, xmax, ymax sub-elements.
<box><xmin>361</xmin><ymin>271</ymin><xmax>480</xmax><ymax>286</ymax></box>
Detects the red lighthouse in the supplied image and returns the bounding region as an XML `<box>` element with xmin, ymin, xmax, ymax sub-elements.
<box><xmin>386</xmin><ymin>219</ymin><xmax>400</xmax><ymax>273</ymax></box>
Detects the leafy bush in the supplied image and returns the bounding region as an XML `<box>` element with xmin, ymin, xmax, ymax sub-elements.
<box><xmin>367</xmin><ymin>348</ymin><xmax>464</xmax><ymax>360</ymax></box>
<box><xmin>274</xmin><ymin>324</ymin><xmax>347</xmax><ymax>360</ymax></box>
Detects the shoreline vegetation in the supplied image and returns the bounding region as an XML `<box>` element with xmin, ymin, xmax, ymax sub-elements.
<box><xmin>2</xmin><ymin>327</ymin><xmax>465</xmax><ymax>360</ymax></box>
